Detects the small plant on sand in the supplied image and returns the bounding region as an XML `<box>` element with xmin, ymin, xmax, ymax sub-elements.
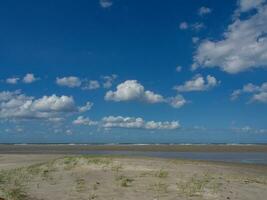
<box><xmin>111</xmin><ymin>164</ymin><xmax>123</xmax><ymax>173</ymax></box>
<box><xmin>155</xmin><ymin>169</ymin><xmax>168</xmax><ymax>178</ymax></box>
<box><xmin>116</xmin><ymin>175</ymin><xmax>134</xmax><ymax>187</ymax></box>
<box><xmin>87</xmin><ymin>158</ymin><xmax>112</xmax><ymax>166</ymax></box>
<box><xmin>88</xmin><ymin>193</ymin><xmax>97</xmax><ymax>200</ymax></box>
<box><xmin>75</xmin><ymin>178</ymin><xmax>86</xmax><ymax>192</ymax></box>
<box><xmin>4</xmin><ymin>184</ymin><xmax>28</xmax><ymax>200</ymax></box>
<box><xmin>25</xmin><ymin>163</ymin><xmax>44</xmax><ymax>175</ymax></box>
<box><xmin>0</xmin><ymin>172</ymin><xmax>7</xmax><ymax>185</ymax></box>
<box><xmin>63</xmin><ymin>157</ymin><xmax>79</xmax><ymax>170</ymax></box>
<box><xmin>139</xmin><ymin>171</ymin><xmax>154</xmax><ymax>177</ymax></box>
<box><xmin>149</xmin><ymin>181</ymin><xmax>168</xmax><ymax>199</ymax></box>
<box><xmin>152</xmin><ymin>182</ymin><xmax>168</xmax><ymax>193</ymax></box>
<box><xmin>176</xmin><ymin>173</ymin><xmax>212</xmax><ymax>197</ymax></box>
<box><xmin>93</xmin><ymin>182</ymin><xmax>100</xmax><ymax>190</ymax></box>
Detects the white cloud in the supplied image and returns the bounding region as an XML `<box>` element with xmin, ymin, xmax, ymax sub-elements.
<box><xmin>176</xmin><ymin>66</ymin><xmax>182</xmax><ymax>72</ymax></box>
<box><xmin>193</xmin><ymin>2</ymin><xmax>267</xmax><ymax>73</ymax></box>
<box><xmin>167</xmin><ymin>95</ymin><xmax>187</xmax><ymax>108</ymax></box>
<box><xmin>82</xmin><ymin>80</ymin><xmax>100</xmax><ymax>90</ymax></box>
<box><xmin>0</xmin><ymin>90</ymin><xmax>21</xmax><ymax>101</ymax></box>
<box><xmin>198</xmin><ymin>6</ymin><xmax>212</xmax><ymax>16</ymax></box>
<box><xmin>179</xmin><ymin>22</ymin><xmax>188</xmax><ymax>30</ymax></box>
<box><xmin>102</xmin><ymin>74</ymin><xmax>117</xmax><ymax>89</ymax></box>
<box><xmin>78</xmin><ymin>102</ymin><xmax>93</xmax><ymax>112</ymax></box>
<box><xmin>143</xmin><ymin>90</ymin><xmax>165</xmax><ymax>103</ymax></box>
<box><xmin>231</xmin><ymin>82</ymin><xmax>267</xmax><ymax>103</ymax></box>
<box><xmin>101</xmin><ymin>116</ymin><xmax>180</xmax><ymax>130</ymax></box>
<box><xmin>0</xmin><ymin>91</ymin><xmax>92</xmax><ymax>120</ymax></box>
<box><xmin>6</xmin><ymin>77</ymin><xmax>19</xmax><ymax>84</ymax></box>
<box><xmin>237</xmin><ymin>0</ymin><xmax>265</xmax><ymax>12</ymax></box>
<box><xmin>73</xmin><ymin>116</ymin><xmax>98</xmax><ymax>126</ymax></box>
<box><xmin>99</xmin><ymin>0</ymin><xmax>113</xmax><ymax>8</ymax></box>
<box><xmin>252</xmin><ymin>92</ymin><xmax>267</xmax><ymax>103</ymax></box>
<box><xmin>144</xmin><ymin>121</ymin><xmax>180</xmax><ymax>130</ymax></box>
<box><xmin>105</xmin><ymin>80</ymin><xmax>165</xmax><ymax>103</ymax></box>
<box><xmin>32</xmin><ymin>95</ymin><xmax>76</xmax><ymax>112</ymax></box>
<box><xmin>174</xmin><ymin>75</ymin><xmax>218</xmax><ymax>92</ymax></box>
<box><xmin>56</xmin><ymin>76</ymin><xmax>81</xmax><ymax>88</ymax></box>
<box><xmin>105</xmin><ymin>80</ymin><xmax>187</xmax><ymax>108</ymax></box>
<box><xmin>23</xmin><ymin>73</ymin><xmax>39</xmax><ymax>84</ymax></box>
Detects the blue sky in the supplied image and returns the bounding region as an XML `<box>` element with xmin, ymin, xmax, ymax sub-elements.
<box><xmin>0</xmin><ymin>0</ymin><xmax>267</xmax><ymax>143</ymax></box>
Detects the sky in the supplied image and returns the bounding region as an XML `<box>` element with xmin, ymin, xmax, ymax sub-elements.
<box><xmin>0</xmin><ymin>0</ymin><xmax>267</xmax><ymax>144</ymax></box>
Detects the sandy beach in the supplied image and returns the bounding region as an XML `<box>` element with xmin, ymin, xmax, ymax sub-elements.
<box><xmin>0</xmin><ymin>149</ymin><xmax>267</xmax><ymax>200</ymax></box>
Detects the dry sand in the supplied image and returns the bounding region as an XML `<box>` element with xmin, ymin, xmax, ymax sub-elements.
<box><xmin>0</xmin><ymin>154</ymin><xmax>267</xmax><ymax>200</ymax></box>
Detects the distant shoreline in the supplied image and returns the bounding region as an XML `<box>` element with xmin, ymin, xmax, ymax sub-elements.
<box><xmin>0</xmin><ymin>144</ymin><xmax>267</xmax><ymax>154</ymax></box>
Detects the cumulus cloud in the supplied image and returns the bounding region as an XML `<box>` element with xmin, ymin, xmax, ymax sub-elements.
<box><xmin>23</xmin><ymin>73</ymin><xmax>39</xmax><ymax>84</ymax></box>
<box><xmin>0</xmin><ymin>90</ymin><xmax>93</xmax><ymax>120</ymax></box>
<box><xmin>198</xmin><ymin>6</ymin><xmax>212</xmax><ymax>16</ymax></box>
<box><xmin>73</xmin><ymin>116</ymin><xmax>98</xmax><ymax>126</ymax></box>
<box><xmin>101</xmin><ymin>116</ymin><xmax>180</xmax><ymax>130</ymax></box>
<box><xmin>237</xmin><ymin>0</ymin><xmax>265</xmax><ymax>12</ymax></box>
<box><xmin>6</xmin><ymin>77</ymin><xmax>19</xmax><ymax>84</ymax></box>
<box><xmin>56</xmin><ymin>76</ymin><xmax>81</xmax><ymax>88</ymax></box>
<box><xmin>193</xmin><ymin>1</ymin><xmax>267</xmax><ymax>73</ymax></box>
<box><xmin>78</xmin><ymin>102</ymin><xmax>93</xmax><ymax>112</ymax></box>
<box><xmin>174</xmin><ymin>75</ymin><xmax>218</xmax><ymax>92</ymax></box>
<box><xmin>101</xmin><ymin>74</ymin><xmax>117</xmax><ymax>89</ymax></box>
<box><xmin>252</xmin><ymin>92</ymin><xmax>267</xmax><ymax>103</ymax></box>
<box><xmin>99</xmin><ymin>0</ymin><xmax>113</xmax><ymax>8</ymax></box>
<box><xmin>167</xmin><ymin>95</ymin><xmax>187</xmax><ymax>108</ymax></box>
<box><xmin>32</xmin><ymin>95</ymin><xmax>77</xmax><ymax>112</ymax></box>
<box><xmin>231</xmin><ymin>82</ymin><xmax>267</xmax><ymax>103</ymax></box>
<box><xmin>105</xmin><ymin>80</ymin><xmax>165</xmax><ymax>103</ymax></box>
<box><xmin>105</xmin><ymin>80</ymin><xmax>187</xmax><ymax>108</ymax></box>
<box><xmin>82</xmin><ymin>80</ymin><xmax>100</xmax><ymax>90</ymax></box>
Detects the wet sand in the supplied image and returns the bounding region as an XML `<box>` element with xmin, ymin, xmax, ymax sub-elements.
<box><xmin>0</xmin><ymin>144</ymin><xmax>267</xmax><ymax>154</ymax></box>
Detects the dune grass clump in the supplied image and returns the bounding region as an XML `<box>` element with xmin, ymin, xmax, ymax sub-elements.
<box><xmin>62</xmin><ymin>156</ymin><xmax>113</xmax><ymax>171</ymax></box>
<box><xmin>176</xmin><ymin>173</ymin><xmax>214</xmax><ymax>197</ymax></box>
<box><xmin>4</xmin><ymin>183</ymin><xmax>28</xmax><ymax>200</ymax></box>
<box><xmin>115</xmin><ymin>175</ymin><xmax>134</xmax><ymax>187</ymax></box>
<box><xmin>149</xmin><ymin>181</ymin><xmax>168</xmax><ymax>199</ymax></box>
<box><xmin>111</xmin><ymin>164</ymin><xmax>123</xmax><ymax>173</ymax></box>
<box><xmin>155</xmin><ymin>169</ymin><xmax>169</xmax><ymax>178</ymax></box>
<box><xmin>0</xmin><ymin>169</ymin><xmax>29</xmax><ymax>200</ymax></box>
<box><xmin>151</xmin><ymin>182</ymin><xmax>168</xmax><ymax>193</ymax></box>
<box><xmin>75</xmin><ymin>178</ymin><xmax>86</xmax><ymax>192</ymax></box>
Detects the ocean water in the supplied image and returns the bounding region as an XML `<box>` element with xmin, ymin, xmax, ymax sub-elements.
<box><xmin>81</xmin><ymin>151</ymin><xmax>267</xmax><ymax>165</ymax></box>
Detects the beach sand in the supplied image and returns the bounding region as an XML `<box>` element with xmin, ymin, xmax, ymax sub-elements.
<box><xmin>0</xmin><ymin>153</ymin><xmax>267</xmax><ymax>200</ymax></box>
